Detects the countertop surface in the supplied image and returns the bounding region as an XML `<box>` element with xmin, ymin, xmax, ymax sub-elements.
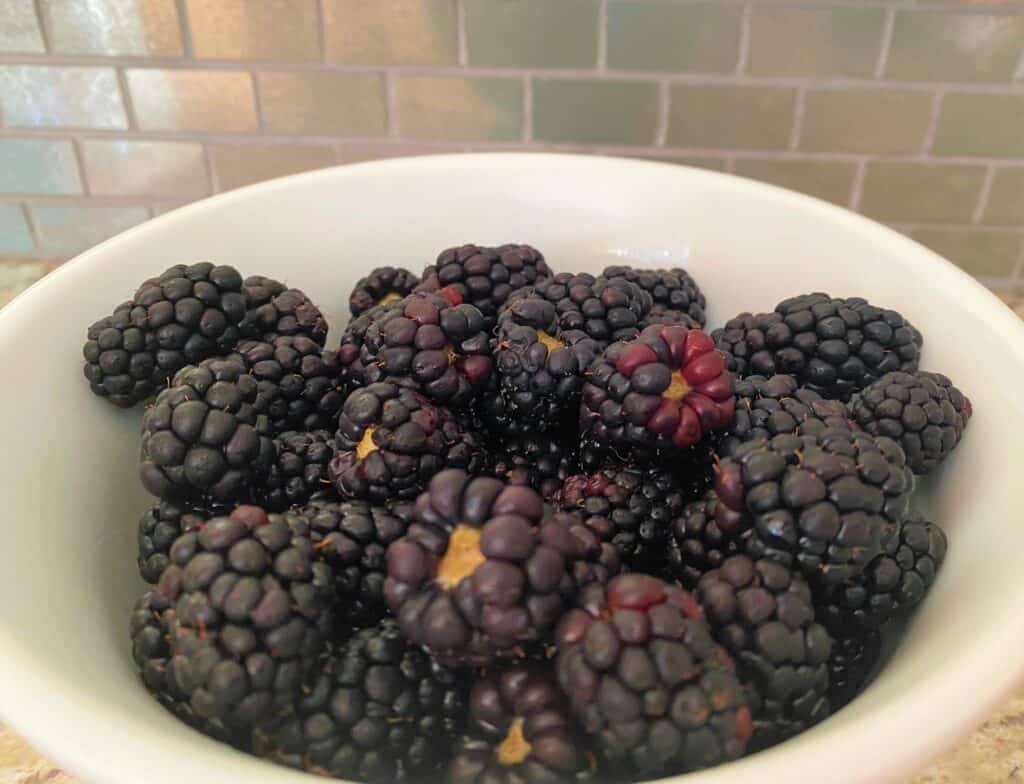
<box><xmin>1</xmin><ymin>265</ymin><xmax>1021</xmax><ymax>784</ymax></box>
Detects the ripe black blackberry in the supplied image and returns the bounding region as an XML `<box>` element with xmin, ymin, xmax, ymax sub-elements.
<box><xmin>349</xmin><ymin>266</ymin><xmax>421</xmax><ymax>316</ymax></box>
<box><xmin>358</xmin><ymin>292</ymin><xmax>493</xmax><ymax>408</ymax></box>
<box><xmin>712</xmin><ymin>293</ymin><xmax>923</xmax><ymax>401</ymax></box>
<box><xmin>696</xmin><ymin>555</ymin><xmax>833</xmax><ymax>751</ymax></box>
<box><xmin>665</xmin><ymin>491</ymin><xmax>745</xmax><ymax>590</ymax></box>
<box><xmin>602</xmin><ymin>265</ymin><xmax>706</xmax><ymax>328</ymax></box>
<box><xmin>237</xmin><ymin>335</ymin><xmax>344</xmax><ymax>434</ymax></box>
<box><xmin>489</xmin><ymin>430</ymin><xmax>579</xmax><ymax>499</ymax></box>
<box><xmin>416</xmin><ymin>243</ymin><xmax>551</xmax><ymax>331</ymax></box>
<box><xmin>827</xmin><ymin>629</ymin><xmax>882</xmax><ymax>711</ymax></box>
<box><xmin>555</xmin><ymin>574</ymin><xmax>752</xmax><ymax>776</ymax></box>
<box><xmin>140</xmin><ymin>356</ymin><xmax>276</xmax><ymax>503</ymax></box>
<box><xmin>240</xmin><ymin>275</ymin><xmax>328</xmax><ymax>346</ymax></box>
<box><xmin>83</xmin><ymin>263</ymin><xmax>248</xmax><ymax>407</ymax></box>
<box><xmin>580</xmin><ymin>324</ymin><xmax>736</xmax><ymax>455</ymax></box>
<box><xmin>138</xmin><ymin>500</ymin><xmax>215</xmax><ymax>584</ymax></box>
<box><xmin>640</xmin><ymin>307</ymin><xmax>700</xmax><ymax>329</ymax></box>
<box><xmin>153</xmin><ymin>505</ymin><xmax>335</xmax><ymax>728</ymax></box>
<box><xmin>816</xmin><ymin>518</ymin><xmax>947</xmax><ymax>634</ymax></box>
<box><xmin>385</xmin><ymin>470</ymin><xmax>609</xmax><ymax>666</ymax></box>
<box><xmin>256</xmin><ymin>430</ymin><xmax>336</xmax><ymax>512</ymax></box>
<box><xmin>336</xmin><ymin>295</ymin><xmax>406</xmax><ymax>389</ymax></box>
<box><xmin>448</xmin><ymin>665</ymin><xmax>590</xmax><ymax>784</ymax></box>
<box><xmin>329</xmin><ymin>382</ymin><xmax>486</xmax><ymax>502</ymax></box>
<box><xmin>850</xmin><ymin>371</ymin><xmax>972</xmax><ymax>475</ymax></box>
<box><xmin>715</xmin><ymin>427</ymin><xmax>914</xmax><ymax>589</ymax></box>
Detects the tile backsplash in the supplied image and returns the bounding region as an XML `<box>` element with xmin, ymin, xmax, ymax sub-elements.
<box><xmin>0</xmin><ymin>0</ymin><xmax>1022</xmax><ymax>292</ymax></box>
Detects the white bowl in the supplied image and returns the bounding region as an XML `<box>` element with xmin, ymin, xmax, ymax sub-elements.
<box><xmin>0</xmin><ymin>153</ymin><xmax>1020</xmax><ymax>784</ymax></box>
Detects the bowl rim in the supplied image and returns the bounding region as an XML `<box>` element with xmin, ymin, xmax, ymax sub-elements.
<box><xmin>2</xmin><ymin>151</ymin><xmax>1023</xmax><ymax>784</ymax></box>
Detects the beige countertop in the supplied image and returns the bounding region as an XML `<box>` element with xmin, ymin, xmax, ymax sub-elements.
<box><xmin>2</xmin><ymin>268</ymin><xmax>1021</xmax><ymax>783</ymax></box>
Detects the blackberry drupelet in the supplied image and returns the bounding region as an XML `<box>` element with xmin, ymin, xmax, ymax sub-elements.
<box><xmin>665</xmin><ymin>491</ymin><xmax>744</xmax><ymax>590</ymax></box>
<box><xmin>153</xmin><ymin>505</ymin><xmax>335</xmax><ymax>728</ymax></box>
<box><xmin>336</xmin><ymin>296</ymin><xmax>407</xmax><ymax>389</ymax></box>
<box><xmin>712</xmin><ymin>293</ymin><xmax>922</xmax><ymax>401</ymax></box>
<box><xmin>329</xmin><ymin>382</ymin><xmax>486</xmax><ymax>502</ymax></box>
<box><xmin>358</xmin><ymin>293</ymin><xmax>493</xmax><ymax>408</ymax></box>
<box><xmin>260</xmin><ymin>619</ymin><xmax>467</xmax><ymax>782</ymax></box>
<box><xmin>555</xmin><ymin>574</ymin><xmax>752</xmax><ymax>776</ymax></box>
<box><xmin>83</xmin><ymin>301</ymin><xmax>160</xmax><ymax>407</ymax></box>
<box><xmin>850</xmin><ymin>371</ymin><xmax>972</xmax><ymax>475</ymax></box>
<box><xmin>349</xmin><ymin>266</ymin><xmax>421</xmax><ymax>316</ymax></box>
<box><xmin>827</xmin><ymin>629</ymin><xmax>882</xmax><ymax>711</ymax></box>
<box><xmin>241</xmin><ymin>276</ymin><xmax>328</xmax><ymax>346</ymax></box>
<box><xmin>715</xmin><ymin>427</ymin><xmax>914</xmax><ymax>589</ymax></box>
<box><xmin>416</xmin><ymin>243</ymin><xmax>551</xmax><ymax>331</ymax></box>
<box><xmin>489</xmin><ymin>431</ymin><xmax>580</xmax><ymax>499</ymax></box>
<box><xmin>816</xmin><ymin>518</ymin><xmax>947</xmax><ymax>634</ymax></box>
<box><xmin>580</xmin><ymin>324</ymin><xmax>736</xmax><ymax>454</ymax></box>
<box><xmin>482</xmin><ymin>294</ymin><xmax>603</xmax><ymax>434</ymax></box>
<box><xmin>385</xmin><ymin>470</ymin><xmax>607</xmax><ymax>666</ymax></box>
<box><xmin>640</xmin><ymin>308</ymin><xmax>701</xmax><ymax>329</ymax></box>
<box><xmin>237</xmin><ymin>335</ymin><xmax>344</xmax><ymax>434</ymax></box>
<box><xmin>257</xmin><ymin>430</ymin><xmax>336</xmax><ymax>512</ymax></box>
<box><xmin>140</xmin><ymin>356</ymin><xmax>276</xmax><ymax>503</ymax></box>
<box><xmin>448</xmin><ymin>665</ymin><xmax>590</xmax><ymax>784</ymax></box>
<box><xmin>138</xmin><ymin>500</ymin><xmax>214</xmax><ymax>584</ymax></box>
<box><xmin>602</xmin><ymin>265</ymin><xmax>706</xmax><ymax>328</ymax></box>
<box><xmin>696</xmin><ymin>555</ymin><xmax>832</xmax><ymax>750</ymax></box>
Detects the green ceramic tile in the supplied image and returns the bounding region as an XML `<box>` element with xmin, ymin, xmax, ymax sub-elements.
<box><xmin>668</xmin><ymin>85</ymin><xmax>796</xmax><ymax>150</ymax></box>
<box><xmin>800</xmin><ymin>88</ymin><xmax>933</xmax><ymax>154</ymax></box>
<box><xmin>31</xmin><ymin>205</ymin><xmax>149</xmax><ymax>256</ymax></box>
<box><xmin>748</xmin><ymin>5</ymin><xmax>886</xmax><ymax>78</ymax></box>
<box><xmin>0</xmin><ymin>139</ymin><xmax>82</xmax><ymax>195</ymax></box>
<box><xmin>734</xmin><ymin>159</ymin><xmax>856</xmax><ymax>206</ymax></box>
<box><xmin>607</xmin><ymin>1</ymin><xmax>741</xmax><ymax>73</ymax></box>
<box><xmin>886</xmin><ymin>10</ymin><xmax>1024</xmax><ymax>82</ymax></box>
<box><xmin>861</xmin><ymin>162</ymin><xmax>987</xmax><ymax>223</ymax></box>
<box><xmin>0</xmin><ymin>1</ymin><xmax>45</xmax><ymax>53</ymax></box>
<box><xmin>465</xmin><ymin>0</ymin><xmax>598</xmax><ymax>68</ymax></box>
<box><xmin>258</xmin><ymin>72</ymin><xmax>387</xmax><ymax>136</ymax></box>
<box><xmin>984</xmin><ymin>168</ymin><xmax>1024</xmax><ymax>226</ymax></box>
<box><xmin>0</xmin><ymin>206</ymin><xmax>33</xmax><ymax>254</ymax></box>
<box><xmin>533</xmin><ymin>79</ymin><xmax>658</xmax><ymax>146</ymax></box>
<box><xmin>0</xmin><ymin>66</ymin><xmax>127</xmax><ymax>129</ymax></box>
<box><xmin>397</xmin><ymin>76</ymin><xmax>522</xmax><ymax>141</ymax></box>
<box><xmin>324</xmin><ymin>0</ymin><xmax>458</xmax><ymax>66</ymax></box>
<box><xmin>911</xmin><ymin>228</ymin><xmax>1022</xmax><ymax>278</ymax></box>
<box><xmin>933</xmin><ymin>93</ymin><xmax>1024</xmax><ymax>158</ymax></box>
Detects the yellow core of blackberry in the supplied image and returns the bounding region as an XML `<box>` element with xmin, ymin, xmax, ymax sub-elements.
<box><xmin>497</xmin><ymin>718</ymin><xmax>531</xmax><ymax>766</ymax></box>
<box><xmin>536</xmin><ymin>330</ymin><xmax>564</xmax><ymax>353</ymax></box>
<box><xmin>378</xmin><ymin>291</ymin><xmax>402</xmax><ymax>306</ymax></box>
<box><xmin>437</xmin><ymin>526</ymin><xmax>486</xmax><ymax>589</ymax></box>
<box><xmin>663</xmin><ymin>370</ymin><xmax>691</xmax><ymax>401</ymax></box>
<box><xmin>356</xmin><ymin>427</ymin><xmax>378</xmax><ymax>459</ymax></box>
<box><xmin>446</xmin><ymin>345</ymin><xmax>459</xmax><ymax>365</ymax></box>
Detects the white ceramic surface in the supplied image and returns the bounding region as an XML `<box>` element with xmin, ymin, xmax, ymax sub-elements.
<box><xmin>0</xmin><ymin>153</ymin><xmax>1020</xmax><ymax>784</ymax></box>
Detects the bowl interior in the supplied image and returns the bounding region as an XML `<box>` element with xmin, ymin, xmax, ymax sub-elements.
<box><xmin>0</xmin><ymin>154</ymin><xmax>1022</xmax><ymax>784</ymax></box>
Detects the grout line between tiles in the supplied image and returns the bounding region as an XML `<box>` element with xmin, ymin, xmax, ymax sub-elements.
<box><xmin>115</xmin><ymin>68</ymin><xmax>138</xmax><ymax>130</ymax></box>
<box><xmin>173</xmin><ymin>0</ymin><xmax>195</xmax><ymax>59</ymax></box>
<box><xmin>1014</xmin><ymin>48</ymin><xmax>1024</xmax><ymax>82</ymax></box>
<box><xmin>597</xmin><ymin>0</ymin><xmax>609</xmax><ymax>72</ymax></box>
<box><xmin>385</xmin><ymin>70</ymin><xmax>399</xmax><ymax>138</ymax></box>
<box><xmin>735</xmin><ymin>3</ymin><xmax>752</xmax><ymax>75</ymax></box>
<box><xmin>30</xmin><ymin>0</ymin><xmax>51</xmax><ymax>54</ymax></box>
<box><xmin>314</xmin><ymin>0</ymin><xmax>327</xmax><ymax>63</ymax></box>
<box><xmin>972</xmin><ymin>165</ymin><xmax>996</xmax><ymax>224</ymax></box>
<box><xmin>920</xmin><ymin>90</ymin><xmax>944</xmax><ymax>157</ymax></box>
<box><xmin>849</xmin><ymin>158</ymin><xmax>868</xmax><ymax>211</ymax></box>
<box><xmin>522</xmin><ymin>75</ymin><xmax>533</xmax><ymax>143</ymax></box>
<box><xmin>788</xmin><ymin>86</ymin><xmax>806</xmax><ymax>150</ymax></box>
<box><xmin>654</xmin><ymin>80</ymin><xmax>670</xmax><ymax>147</ymax></box>
<box><xmin>20</xmin><ymin>203</ymin><xmax>41</xmax><ymax>253</ymax></box>
<box><xmin>250</xmin><ymin>72</ymin><xmax>265</xmax><ymax>132</ymax></box>
<box><xmin>69</xmin><ymin>138</ymin><xmax>90</xmax><ymax>196</ymax></box>
<box><xmin>201</xmin><ymin>144</ymin><xmax>218</xmax><ymax>194</ymax></box>
<box><xmin>456</xmin><ymin>0</ymin><xmax>469</xmax><ymax>67</ymax></box>
<box><xmin>873</xmin><ymin>8</ymin><xmax>896</xmax><ymax>80</ymax></box>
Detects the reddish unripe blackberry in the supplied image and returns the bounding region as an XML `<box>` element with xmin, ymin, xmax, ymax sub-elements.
<box><xmin>827</xmin><ymin>629</ymin><xmax>882</xmax><ymax>711</ymax></box>
<box><xmin>256</xmin><ymin>430</ymin><xmax>336</xmax><ymax>512</ymax></box>
<box><xmin>665</xmin><ymin>491</ymin><xmax>744</xmax><ymax>590</ymax></box>
<box><xmin>850</xmin><ymin>371</ymin><xmax>972</xmax><ymax>475</ymax></box>
<box><xmin>602</xmin><ymin>265</ymin><xmax>706</xmax><ymax>328</ymax></box>
<box><xmin>555</xmin><ymin>574</ymin><xmax>752</xmax><ymax>776</ymax></box>
<box><xmin>581</xmin><ymin>324</ymin><xmax>736</xmax><ymax>454</ymax></box>
<box><xmin>385</xmin><ymin>470</ymin><xmax>609</xmax><ymax>666</ymax></box>
<box><xmin>240</xmin><ymin>276</ymin><xmax>328</xmax><ymax>346</ymax></box>
<box><xmin>349</xmin><ymin>266</ymin><xmax>421</xmax><ymax>316</ymax></box>
<box><xmin>448</xmin><ymin>665</ymin><xmax>589</xmax><ymax>784</ymax></box>
<box><xmin>329</xmin><ymin>382</ymin><xmax>486</xmax><ymax>502</ymax></box>
<box><xmin>489</xmin><ymin>431</ymin><xmax>580</xmax><ymax>500</ymax></box>
<box><xmin>696</xmin><ymin>555</ymin><xmax>832</xmax><ymax>750</ymax></box>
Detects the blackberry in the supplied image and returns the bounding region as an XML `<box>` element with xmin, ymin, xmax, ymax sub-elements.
<box><xmin>140</xmin><ymin>356</ymin><xmax>276</xmax><ymax>503</ymax></box>
<box><xmin>827</xmin><ymin>630</ymin><xmax>882</xmax><ymax>711</ymax></box>
<box><xmin>260</xmin><ymin>619</ymin><xmax>467</xmax><ymax>782</ymax></box>
<box><xmin>580</xmin><ymin>324</ymin><xmax>736</xmax><ymax>455</ymax></box>
<box><xmin>256</xmin><ymin>430</ymin><xmax>336</xmax><ymax>512</ymax></box>
<box><xmin>448</xmin><ymin>665</ymin><xmax>590</xmax><ymax>784</ymax></box>
<box><xmin>482</xmin><ymin>293</ymin><xmax>602</xmax><ymax>434</ymax></box>
<box><xmin>153</xmin><ymin>506</ymin><xmax>335</xmax><ymax>728</ymax></box>
<box><xmin>602</xmin><ymin>265</ymin><xmax>706</xmax><ymax>328</ymax></box>
<box><xmin>665</xmin><ymin>491</ymin><xmax>744</xmax><ymax>590</ymax></box>
<box><xmin>712</xmin><ymin>293</ymin><xmax>923</xmax><ymax>401</ymax></box>
<box><xmin>329</xmin><ymin>382</ymin><xmax>486</xmax><ymax>502</ymax></box>
<box><xmin>817</xmin><ymin>518</ymin><xmax>947</xmax><ymax>634</ymax></box>
<box><xmin>416</xmin><ymin>243</ymin><xmax>551</xmax><ymax>331</ymax></box>
<box><xmin>83</xmin><ymin>263</ymin><xmax>248</xmax><ymax>407</ymax></box>
<box><xmin>349</xmin><ymin>266</ymin><xmax>421</xmax><ymax>316</ymax></box>
<box><xmin>696</xmin><ymin>555</ymin><xmax>832</xmax><ymax>750</ymax></box>
<box><xmin>555</xmin><ymin>574</ymin><xmax>751</xmax><ymax>776</ymax></box>
<box><xmin>489</xmin><ymin>431</ymin><xmax>580</xmax><ymax>500</ymax></box>
<box><xmin>385</xmin><ymin>470</ymin><xmax>607</xmax><ymax>666</ymax></box>
<box><xmin>358</xmin><ymin>293</ymin><xmax>493</xmax><ymax>408</ymax></box>
<box><xmin>718</xmin><ymin>374</ymin><xmax>852</xmax><ymax>459</ymax></box>
<box><xmin>850</xmin><ymin>371</ymin><xmax>972</xmax><ymax>475</ymax></box>
<box><xmin>641</xmin><ymin>307</ymin><xmax>701</xmax><ymax>329</ymax></box>
<box><xmin>240</xmin><ymin>276</ymin><xmax>328</xmax><ymax>346</ymax></box>
<box><xmin>237</xmin><ymin>335</ymin><xmax>344</xmax><ymax>434</ymax></box>
<box><xmin>138</xmin><ymin>500</ymin><xmax>215</xmax><ymax>584</ymax></box>
<box><xmin>715</xmin><ymin>427</ymin><xmax>914</xmax><ymax>589</ymax></box>
<box><xmin>337</xmin><ymin>296</ymin><xmax>406</xmax><ymax>389</ymax></box>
